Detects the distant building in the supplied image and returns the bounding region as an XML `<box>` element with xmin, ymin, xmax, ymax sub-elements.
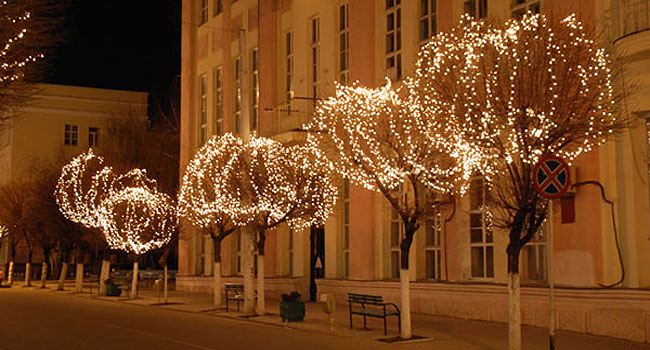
<box><xmin>0</xmin><ymin>83</ymin><xmax>148</xmax><ymax>266</ymax></box>
<box><xmin>179</xmin><ymin>0</ymin><xmax>650</xmax><ymax>343</ymax></box>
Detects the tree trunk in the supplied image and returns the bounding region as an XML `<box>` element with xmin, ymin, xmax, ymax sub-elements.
<box><xmin>39</xmin><ymin>262</ymin><xmax>48</xmax><ymax>288</ymax></box>
<box><xmin>398</xmin><ymin>222</ymin><xmax>416</xmax><ymax>339</ymax></box>
<box><xmin>131</xmin><ymin>260</ymin><xmax>139</xmax><ymax>299</ymax></box>
<box><xmin>256</xmin><ymin>230</ymin><xmax>266</xmax><ymax>315</ymax></box>
<box><xmin>212</xmin><ymin>236</ymin><xmax>222</xmax><ymax>308</ymax></box>
<box><xmin>507</xmin><ymin>213</ymin><xmax>525</xmax><ymax>350</ymax></box>
<box><xmin>99</xmin><ymin>251</ymin><xmax>111</xmax><ymax>295</ymax></box>
<box><xmin>163</xmin><ymin>264</ymin><xmax>168</xmax><ymax>304</ymax></box>
<box><xmin>8</xmin><ymin>260</ymin><xmax>14</xmax><ymax>285</ymax></box>
<box><xmin>57</xmin><ymin>262</ymin><xmax>69</xmax><ymax>290</ymax></box>
<box><xmin>25</xmin><ymin>250</ymin><xmax>33</xmax><ymax>287</ymax></box>
<box><xmin>24</xmin><ymin>262</ymin><xmax>31</xmax><ymax>287</ymax></box>
<box><xmin>508</xmin><ymin>269</ymin><xmax>521</xmax><ymax>350</ymax></box>
<box><xmin>75</xmin><ymin>263</ymin><xmax>84</xmax><ymax>293</ymax></box>
<box><xmin>241</xmin><ymin>227</ymin><xmax>256</xmax><ymax>314</ymax></box>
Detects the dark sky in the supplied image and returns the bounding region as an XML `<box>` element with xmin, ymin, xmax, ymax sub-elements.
<box><xmin>46</xmin><ymin>0</ymin><xmax>181</xmax><ymax>94</ymax></box>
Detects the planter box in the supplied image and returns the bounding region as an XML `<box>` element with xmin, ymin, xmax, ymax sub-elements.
<box><xmin>105</xmin><ymin>284</ymin><xmax>121</xmax><ymax>297</ymax></box>
<box><xmin>280</xmin><ymin>301</ymin><xmax>305</xmax><ymax>322</ymax></box>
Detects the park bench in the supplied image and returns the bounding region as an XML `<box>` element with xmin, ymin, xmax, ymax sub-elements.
<box><xmin>225</xmin><ymin>284</ymin><xmax>244</xmax><ymax>311</ymax></box>
<box><xmin>82</xmin><ymin>280</ymin><xmax>99</xmax><ymax>294</ymax></box>
<box><xmin>114</xmin><ymin>272</ymin><xmax>132</xmax><ymax>298</ymax></box>
<box><xmin>348</xmin><ymin>292</ymin><xmax>400</xmax><ymax>335</ymax></box>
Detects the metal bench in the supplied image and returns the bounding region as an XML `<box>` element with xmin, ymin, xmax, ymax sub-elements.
<box><xmin>225</xmin><ymin>284</ymin><xmax>244</xmax><ymax>311</ymax></box>
<box><xmin>348</xmin><ymin>292</ymin><xmax>400</xmax><ymax>335</ymax></box>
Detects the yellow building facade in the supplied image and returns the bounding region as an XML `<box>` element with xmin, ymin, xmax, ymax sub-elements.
<box><xmin>179</xmin><ymin>0</ymin><xmax>650</xmax><ymax>343</ymax></box>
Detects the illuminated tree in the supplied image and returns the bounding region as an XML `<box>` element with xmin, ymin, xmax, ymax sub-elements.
<box><xmin>413</xmin><ymin>13</ymin><xmax>622</xmax><ymax>350</ymax></box>
<box><xmin>222</xmin><ymin>137</ymin><xmax>337</xmax><ymax>315</ymax></box>
<box><xmin>0</xmin><ymin>0</ymin><xmax>66</xmax><ymax>122</ymax></box>
<box><xmin>178</xmin><ymin>134</ymin><xmax>240</xmax><ymax>308</ymax></box>
<box><xmin>308</xmin><ymin>80</ymin><xmax>476</xmax><ymax>338</ymax></box>
<box><xmin>96</xmin><ymin>169</ymin><xmax>176</xmax><ymax>298</ymax></box>
<box><xmin>55</xmin><ymin>149</ymin><xmax>108</xmax><ymax>292</ymax></box>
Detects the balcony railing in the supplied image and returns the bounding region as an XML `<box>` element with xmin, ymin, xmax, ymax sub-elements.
<box><xmin>621</xmin><ymin>0</ymin><xmax>650</xmax><ymax>37</ymax></box>
<box><xmin>268</xmin><ymin>97</ymin><xmax>316</xmax><ymax>137</ymax></box>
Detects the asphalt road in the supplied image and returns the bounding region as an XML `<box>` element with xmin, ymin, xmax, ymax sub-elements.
<box><xmin>0</xmin><ymin>288</ymin><xmax>393</xmax><ymax>350</ymax></box>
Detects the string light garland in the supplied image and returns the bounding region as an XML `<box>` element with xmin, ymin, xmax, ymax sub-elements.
<box><xmin>0</xmin><ymin>2</ymin><xmax>43</xmax><ymax>84</ymax></box>
<box><xmin>55</xmin><ymin>149</ymin><xmax>107</xmax><ymax>228</ymax></box>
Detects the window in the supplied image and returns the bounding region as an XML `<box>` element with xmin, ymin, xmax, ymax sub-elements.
<box><xmin>390</xmin><ymin>207</ymin><xmax>402</xmax><ymax>279</ymax></box>
<box><xmin>469</xmin><ymin>178</ymin><xmax>494</xmax><ymax>278</ymax></box>
<box><xmin>199</xmin><ymin>0</ymin><xmax>208</xmax><ymax>25</ymax></box>
<box><xmin>386</xmin><ymin>0</ymin><xmax>402</xmax><ymax>80</ymax></box>
<box><xmin>88</xmin><ymin>127</ymin><xmax>99</xmax><ymax>147</ymax></box>
<box><xmin>251</xmin><ymin>48</ymin><xmax>259</xmax><ymax>132</ymax></box>
<box><xmin>289</xmin><ymin>228</ymin><xmax>294</xmax><ymax>276</ymax></box>
<box><xmin>425</xmin><ymin>209</ymin><xmax>442</xmax><ymax>279</ymax></box>
<box><xmin>199</xmin><ymin>74</ymin><xmax>208</xmax><ymax>145</ymax></box>
<box><xmin>522</xmin><ymin>224</ymin><xmax>547</xmax><ymax>282</ymax></box>
<box><xmin>64</xmin><ymin>124</ymin><xmax>78</xmax><ymax>146</ymax></box>
<box><xmin>214</xmin><ymin>0</ymin><xmax>223</xmax><ymax>16</ymax></box>
<box><xmin>285</xmin><ymin>31</ymin><xmax>294</xmax><ymax>104</ymax></box>
<box><xmin>343</xmin><ymin>179</ymin><xmax>350</xmax><ymax>278</ymax></box>
<box><xmin>214</xmin><ymin>67</ymin><xmax>223</xmax><ymax>135</ymax></box>
<box><xmin>464</xmin><ymin>0</ymin><xmax>487</xmax><ymax>19</ymax></box>
<box><xmin>199</xmin><ymin>234</ymin><xmax>211</xmax><ymax>275</ymax></box>
<box><xmin>511</xmin><ymin>0</ymin><xmax>540</xmax><ymax>19</ymax></box>
<box><xmin>234</xmin><ymin>57</ymin><xmax>242</xmax><ymax>133</ymax></box>
<box><xmin>339</xmin><ymin>4</ymin><xmax>350</xmax><ymax>84</ymax></box>
<box><xmin>232</xmin><ymin>231</ymin><xmax>241</xmax><ymax>275</ymax></box>
<box><xmin>310</xmin><ymin>17</ymin><xmax>320</xmax><ymax>99</ymax></box>
<box><xmin>419</xmin><ymin>0</ymin><xmax>437</xmax><ymax>42</ymax></box>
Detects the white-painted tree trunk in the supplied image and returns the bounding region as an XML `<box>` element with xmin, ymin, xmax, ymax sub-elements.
<box><xmin>508</xmin><ymin>271</ymin><xmax>522</xmax><ymax>350</ymax></box>
<box><xmin>399</xmin><ymin>268</ymin><xmax>412</xmax><ymax>339</ymax></box>
<box><xmin>39</xmin><ymin>262</ymin><xmax>48</xmax><ymax>288</ymax></box>
<box><xmin>256</xmin><ymin>255</ymin><xmax>265</xmax><ymax>315</ymax></box>
<box><xmin>213</xmin><ymin>261</ymin><xmax>221</xmax><ymax>308</ymax></box>
<box><xmin>57</xmin><ymin>262</ymin><xmax>69</xmax><ymax>290</ymax></box>
<box><xmin>8</xmin><ymin>260</ymin><xmax>14</xmax><ymax>285</ymax></box>
<box><xmin>242</xmin><ymin>227</ymin><xmax>255</xmax><ymax>314</ymax></box>
<box><xmin>163</xmin><ymin>264</ymin><xmax>168</xmax><ymax>304</ymax></box>
<box><xmin>24</xmin><ymin>262</ymin><xmax>32</xmax><ymax>286</ymax></box>
<box><xmin>131</xmin><ymin>261</ymin><xmax>139</xmax><ymax>299</ymax></box>
<box><xmin>99</xmin><ymin>259</ymin><xmax>110</xmax><ymax>295</ymax></box>
<box><xmin>75</xmin><ymin>263</ymin><xmax>83</xmax><ymax>293</ymax></box>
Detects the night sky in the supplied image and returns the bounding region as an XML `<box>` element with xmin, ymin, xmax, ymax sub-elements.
<box><xmin>45</xmin><ymin>0</ymin><xmax>181</xmax><ymax>95</ymax></box>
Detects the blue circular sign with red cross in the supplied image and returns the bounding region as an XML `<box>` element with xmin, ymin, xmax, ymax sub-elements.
<box><xmin>533</xmin><ymin>155</ymin><xmax>571</xmax><ymax>199</ymax></box>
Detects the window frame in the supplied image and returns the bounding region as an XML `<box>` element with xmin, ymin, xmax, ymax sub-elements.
<box><xmin>342</xmin><ymin>179</ymin><xmax>350</xmax><ymax>278</ymax></box>
<box><xmin>285</xmin><ymin>30</ymin><xmax>294</xmax><ymax>104</ymax></box>
<box><xmin>464</xmin><ymin>0</ymin><xmax>487</xmax><ymax>19</ymax></box>
<box><xmin>469</xmin><ymin>177</ymin><xmax>494</xmax><ymax>279</ymax></box>
<box><xmin>419</xmin><ymin>0</ymin><xmax>437</xmax><ymax>43</ymax></box>
<box><xmin>510</xmin><ymin>0</ymin><xmax>541</xmax><ymax>19</ymax></box>
<box><xmin>234</xmin><ymin>57</ymin><xmax>242</xmax><ymax>134</ymax></box>
<box><xmin>424</xmin><ymin>208</ymin><xmax>443</xmax><ymax>280</ymax></box>
<box><xmin>214</xmin><ymin>66</ymin><xmax>223</xmax><ymax>135</ymax></box>
<box><xmin>251</xmin><ymin>48</ymin><xmax>259</xmax><ymax>132</ymax></box>
<box><xmin>385</xmin><ymin>0</ymin><xmax>402</xmax><ymax>80</ymax></box>
<box><xmin>64</xmin><ymin>124</ymin><xmax>78</xmax><ymax>146</ymax></box>
<box><xmin>199</xmin><ymin>73</ymin><xmax>208</xmax><ymax>145</ymax></box>
<box><xmin>339</xmin><ymin>3</ymin><xmax>350</xmax><ymax>84</ymax></box>
<box><xmin>310</xmin><ymin>16</ymin><xmax>320</xmax><ymax>99</ymax></box>
<box><xmin>88</xmin><ymin>126</ymin><xmax>99</xmax><ymax>147</ymax></box>
<box><xmin>213</xmin><ymin>0</ymin><xmax>223</xmax><ymax>16</ymax></box>
<box><xmin>199</xmin><ymin>0</ymin><xmax>209</xmax><ymax>25</ymax></box>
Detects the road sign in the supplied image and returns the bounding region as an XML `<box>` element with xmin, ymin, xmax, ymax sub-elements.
<box><xmin>533</xmin><ymin>155</ymin><xmax>570</xmax><ymax>199</ymax></box>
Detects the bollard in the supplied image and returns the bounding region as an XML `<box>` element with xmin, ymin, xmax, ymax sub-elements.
<box><xmin>320</xmin><ymin>293</ymin><xmax>336</xmax><ymax>333</ymax></box>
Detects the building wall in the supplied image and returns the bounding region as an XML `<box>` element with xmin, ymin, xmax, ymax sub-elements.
<box><xmin>179</xmin><ymin>0</ymin><xmax>650</xmax><ymax>342</ymax></box>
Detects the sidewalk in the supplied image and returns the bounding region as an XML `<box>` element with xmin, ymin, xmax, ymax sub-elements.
<box><xmin>31</xmin><ymin>281</ymin><xmax>650</xmax><ymax>350</ymax></box>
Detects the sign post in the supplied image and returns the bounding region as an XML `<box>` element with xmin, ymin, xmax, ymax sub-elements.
<box><xmin>532</xmin><ymin>154</ymin><xmax>571</xmax><ymax>350</ymax></box>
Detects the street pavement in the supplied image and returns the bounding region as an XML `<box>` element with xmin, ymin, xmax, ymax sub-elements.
<box><xmin>1</xmin><ymin>283</ymin><xmax>650</xmax><ymax>350</ymax></box>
